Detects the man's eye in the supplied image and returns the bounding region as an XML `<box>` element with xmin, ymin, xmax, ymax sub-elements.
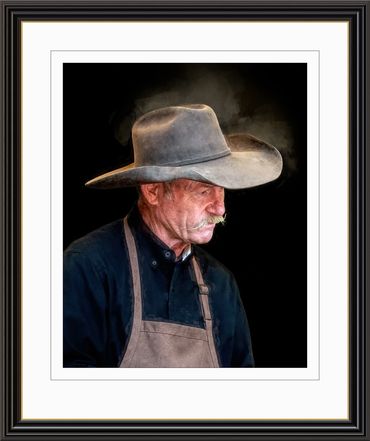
<box><xmin>201</xmin><ymin>189</ymin><xmax>210</xmax><ymax>195</ymax></box>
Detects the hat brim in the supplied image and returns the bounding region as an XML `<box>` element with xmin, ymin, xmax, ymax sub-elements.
<box><xmin>85</xmin><ymin>133</ymin><xmax>283</xmax><ymax>190</ymax></box>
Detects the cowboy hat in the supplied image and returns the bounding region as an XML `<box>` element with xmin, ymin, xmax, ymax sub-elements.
<box><xmin>85</xmin><ymin>104</ymin><xmax>283</xmax><ymax>190</ymax></box>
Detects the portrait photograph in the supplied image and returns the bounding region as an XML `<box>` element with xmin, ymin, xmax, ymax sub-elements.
<box><xmin>63</xmin><ymin>62</ymin><xmax>307</xmax><ymax>369</ymax></box>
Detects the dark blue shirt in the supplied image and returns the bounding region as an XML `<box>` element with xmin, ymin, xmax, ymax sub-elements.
<box><xmin>63</xmin><ymin>207</ymin><xmax>254</xmax><ymax>367</ymax></box>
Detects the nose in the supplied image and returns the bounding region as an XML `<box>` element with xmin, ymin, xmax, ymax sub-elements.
<box><xmin>209</xmin><ymin>187</ymin><xmax>225</xmax><ymax>216</ymax></box>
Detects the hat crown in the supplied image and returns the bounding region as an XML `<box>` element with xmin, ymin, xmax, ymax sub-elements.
<box><xmin>132</xmin><ymin>104</ymin><xmax>231</xmax><ymax>167</ymax></box>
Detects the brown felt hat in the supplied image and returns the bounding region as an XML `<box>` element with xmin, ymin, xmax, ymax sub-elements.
<box><xmin>85</xmin><ymin>104</ymin><xmax>283</xmax><ymax>190</ymax></box>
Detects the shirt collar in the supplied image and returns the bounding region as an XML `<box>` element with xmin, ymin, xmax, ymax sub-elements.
<box><xmin>181</xmin><ymin>245</ymin><xmax>192</xmax><ymax>262</ymax></box>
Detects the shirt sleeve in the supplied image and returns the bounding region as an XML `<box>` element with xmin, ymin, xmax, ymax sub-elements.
<box><xmin>230</xmin><ymin>278</ymin><xmax>255</xmax><ymax>367</ymax></box>
<box><xmin>63</xmin><ymin>249</ymin><xmax>108</xmax><ymax>367</ymax></box>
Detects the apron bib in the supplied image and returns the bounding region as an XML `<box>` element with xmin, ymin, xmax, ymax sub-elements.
<box><xmin>120</xmin><ymin>217</ymin><xmax>220</xmax><ymax>368</ymax></box>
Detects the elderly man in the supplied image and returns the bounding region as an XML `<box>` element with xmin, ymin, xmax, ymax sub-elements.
<box><xmin>63</xmin><ymin>104</ymin><xmax>282</xmax><ymax>368</ymax></box>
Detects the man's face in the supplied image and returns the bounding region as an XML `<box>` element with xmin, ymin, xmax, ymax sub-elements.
<box><xmin>155</xmin><ymin>179</ymin><xmax>225</xmax><ymax>246</ymax></box>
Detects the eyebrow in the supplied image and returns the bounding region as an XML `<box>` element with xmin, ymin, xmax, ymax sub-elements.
<box><xmin>189</xmin><ymin>182</ymin><xmax>212</xmax><ymax>191</ymax></box>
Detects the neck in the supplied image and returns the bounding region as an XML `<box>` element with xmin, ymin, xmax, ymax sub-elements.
<box><xmin>137</xmin><ymin>202</ymin><xmax>188</xmax><ymax>259</ymax></box>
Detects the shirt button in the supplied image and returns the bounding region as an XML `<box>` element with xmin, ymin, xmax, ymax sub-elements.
<box><xmin>164</xmin><ymin>251</ymin><xmax>171</xmax><ymax>259</ymax></box>
<box><xmin>151</xmin><ymin>260</ymin><xmax>158</xmax><ymax>267</ymax></box>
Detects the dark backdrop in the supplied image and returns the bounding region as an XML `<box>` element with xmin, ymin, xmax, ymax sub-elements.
<box><xmin>63</xmin><ymin>63</ymin><xmax>307</xmax><ymax>368</ymax></box>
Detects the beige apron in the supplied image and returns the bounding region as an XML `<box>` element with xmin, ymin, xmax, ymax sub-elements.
<box><xmin>120</xmin><ymin>217</ymin><xmax>220</xmax><ymax>368</ymax></box>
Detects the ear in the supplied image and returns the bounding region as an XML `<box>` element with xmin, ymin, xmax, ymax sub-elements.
<box><xmin>139</xmin><ymin>183</ymin><xmax>162</xmax><ymax>206</ymax></box>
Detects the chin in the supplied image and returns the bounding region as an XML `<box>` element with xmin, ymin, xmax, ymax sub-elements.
<box><xmin>192</xmin><ymin>230</ymin><xmax>215</xmax><ymax>244</ymax></box>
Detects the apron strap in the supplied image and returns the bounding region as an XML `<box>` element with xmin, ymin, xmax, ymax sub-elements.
<box><xmin>192</xmin><ymin>257</ymin><xmax>220</xmax><ymax>367</ymax></box>
<box><xmin>120</xmin><ymin>217</ymin><xmax>143</xmax><ymax>367</ymax></box>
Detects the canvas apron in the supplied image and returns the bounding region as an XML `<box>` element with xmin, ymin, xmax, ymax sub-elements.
<box><xmin>120</xmin><ymin>217</ymin><xmax>220</xmax><ymax>368</ymax></box>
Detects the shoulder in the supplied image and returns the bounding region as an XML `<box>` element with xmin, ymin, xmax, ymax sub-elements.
<box><xmin>64</xmin><ymin>219</ymin><xmax>126</xmax><ymax>270</ymax></box>
<box><xmin>193</xmin><ymin>246</ymin><xmax>242</xmax><ymax>309</ymax></box>
<box><xmin>65</xmin><ymin>220</ymin><xmax>124</xmax><ymax>252</ymax></box>
<box><xmin>193</xmin><ymin>245</ymin><xmax>235</xmax><ymax>281</ymax></box>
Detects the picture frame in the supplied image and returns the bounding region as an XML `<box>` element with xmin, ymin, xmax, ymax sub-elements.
<box><xmin>1</xmin><ymin>1</ymin><xmax>369</xmax><ymax>439</ymax></box>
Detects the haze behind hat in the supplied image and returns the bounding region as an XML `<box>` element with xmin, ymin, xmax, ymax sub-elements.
<box><xmin>85</xmin><ymin>104</ymin><xmax>283</xmax><ymax>190</ymax></box>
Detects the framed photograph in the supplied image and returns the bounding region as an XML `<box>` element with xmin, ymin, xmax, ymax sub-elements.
<box><xmin>1</xmin><ymin>1</ymin><xmax>369</xmax><ymax>439</ymax></box>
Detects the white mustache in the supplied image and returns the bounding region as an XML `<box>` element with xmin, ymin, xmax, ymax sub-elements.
<box><xmin>187</xmin><ymin>214</ymin><xmax>227</xmax><ymax>231</ymax></box>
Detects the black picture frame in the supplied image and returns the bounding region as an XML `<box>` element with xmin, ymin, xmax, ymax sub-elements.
<box><xmin>1</xmin><ymin>1</ymin><xmax>369</xmax><ymax>439</ymax></box>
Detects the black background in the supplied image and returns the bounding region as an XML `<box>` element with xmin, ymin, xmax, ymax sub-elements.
<box><xmin>63</xmin><ymin>63</ymin><xmax>307</xmax><ymax>368</ymax></box>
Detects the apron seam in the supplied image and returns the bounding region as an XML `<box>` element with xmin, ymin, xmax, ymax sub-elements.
<box><xmin>140</xmin><ymin>330</ymin><xmax>208</xmax><ymax>341</ymax></box>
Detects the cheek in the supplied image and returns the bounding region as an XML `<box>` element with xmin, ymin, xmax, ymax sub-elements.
<box><xmin>163</xmin><ymin>196</ymin><xmax>204</xmax><ymax>230</ymax></box>
<box><xmin>163</xmin><ymin>204</ymin><xmax>189</xmax><ymax>229</ymax></box>
<box><xmin>184</xmin><ymin>210</ymin><xmax>202</xmax><ymax>227</ymax></box>
<box><xmin>171</xmin><ymin>203</ymin><xmax>195</xmax><ymax>225</ymax></box>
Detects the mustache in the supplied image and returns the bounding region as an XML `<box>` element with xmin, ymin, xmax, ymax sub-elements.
<box><xmin>187</xmin><ymin>214</ymin><xmax>227</xmax><ymax>231</ymax></box>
